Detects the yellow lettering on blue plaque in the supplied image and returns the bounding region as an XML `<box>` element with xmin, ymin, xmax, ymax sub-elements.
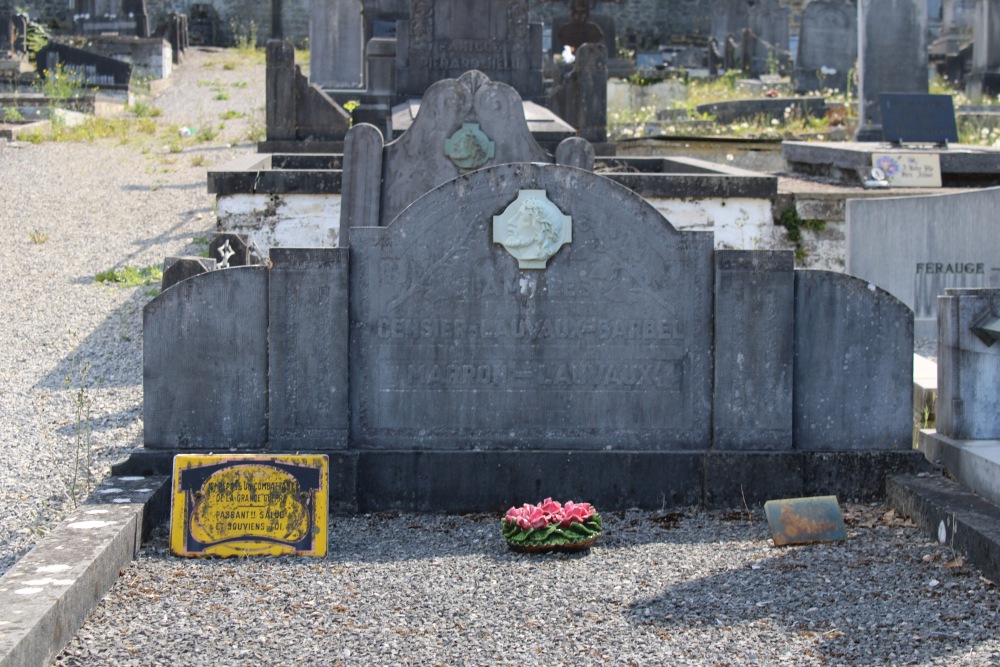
<box><xmin>170</xmin><ymin>454</ymin><xmax>328</xmax><ymax>558</ymax></box>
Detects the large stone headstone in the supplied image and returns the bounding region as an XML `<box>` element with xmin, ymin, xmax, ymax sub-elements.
<box><xmin>394</xmin><ymin>0</ymin><xmax>543</xmax><ymax>102</ymax></box>
<box><xmin>794</xmin><ymin>0</ymin><xmax>857</xmax><ymax>94</ymax></box>
<box><xmin>856</xmin><ymin>0</ymin><xmax>928</xmax><ymax>139</ymax></box>
<box><xmin>967</xmin><ymin>0</ymin><xmax>1000</xmax><ymax>98</ymax></box>
<box><xmin>349</xmin><ymin>162</ymin><xmax>715</xmax><ymax>449</ymax></box>
<box><xmin>846</xmin><ymin>187</ymin><xmax>1000</xmax><ymax>340</ymax></box>
<box><xmin>793</xmin><ymin>270</ymin><xmax>913</xmax><ymax>451</ymax></box>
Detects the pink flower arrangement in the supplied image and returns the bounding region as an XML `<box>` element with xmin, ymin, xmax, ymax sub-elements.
<box><xmin>501</xmin><ymin>498</ymin><xmax>602</xmax><ymax>551</ymax></box>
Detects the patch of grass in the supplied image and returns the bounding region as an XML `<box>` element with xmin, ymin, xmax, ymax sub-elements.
<box><xmin>213</xmin><ymin>92</ymin><xmax>230</xmax><ymax>101</ymax></box>
<box><xmin>231</xmin><ymin>81</ymin><xmax>248</xmax><ymax>89</ymax></box>
<box><xmin>197</xmin><ymin>79</ymin><xmax>216</xmax><ymax>87</ymax></box>
<box><xmin>223</xmin><ymin>62</ymin><xmax>237</xmax><ymax>71</ymax></box>
<box><xmin>3</xmin><ymin>105</ymin><xmax>25</xmax><ymax>122</ymax></box>
<box><xmin>245</xmin><ymin>121</ymin><xmax>265</xmax><ymax>143</ymax></box>
<box><xmin>95</xmin><ymin>264</ymin><xmax>163</xmax><ymax>287</ymax></box>
<box><xmin>220</xmin><ymin>109</ymin><xmax>244</xmax><ymax>120</ymax></box>
<box><xmin>190</xmin><ymin>154</ymin><xmax>208</xmax><ymax>167</ymax></box>
<box><xmin>777</xmin><ymin>206</ymin><xmax>826</xmax><ymax>261</ymax></box>
<box><xmin>29</xmin><ymin>229</ymin><xmax>49</xmax><ymax>244</ymax></box>
<box><xmin>127</xmin><ymin>99</ymin><xmax>163</xmax><ymax>118</ymax></box>
<box><xmin>195</xmin><ymin>126</ymin><xmax>218</xmax><ymax>142</ymax></box>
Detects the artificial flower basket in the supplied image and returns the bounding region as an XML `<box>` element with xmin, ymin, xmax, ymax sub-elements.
<box><xmin>501</xmin><ymin>498</ymin><xmax>603</xmax><ymax>553</ymax></box>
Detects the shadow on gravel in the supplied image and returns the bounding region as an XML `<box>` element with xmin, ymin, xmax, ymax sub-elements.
<box><xmin>624</xmin><ymin>541</ymin><xmax>1000</xmax><ymax>665</ymax></box>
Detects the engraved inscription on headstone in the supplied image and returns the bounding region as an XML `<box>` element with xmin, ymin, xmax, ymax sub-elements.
<box><xmin>350</xmin><ymin>163</ymin><xmax>715</xmax><ymax>450</ymax></box>
<box><xmin>492</xmin><ymin>190</ymin><xmax>571</xmax><ymax>269</ymax></box>
<box><xmin>170</xmin><ymin>454</ymin><xmax>328</xmax><ymax>558</ymax></box>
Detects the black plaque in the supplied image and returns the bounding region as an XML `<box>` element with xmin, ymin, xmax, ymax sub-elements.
<box><xmin>880</xmin><ymin>93</ymin><xmax>958</xmax><ymax>145</ymax></box>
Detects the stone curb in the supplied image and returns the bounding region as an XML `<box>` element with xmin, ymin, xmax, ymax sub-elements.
<box><xmin>888</xmin><ymin>473</ymin><xmax>1000</xmax><ymax>584</ymax></box>
<box><xmin>0</xmin><ymin>476</ymin><xmax>169</xmax><ymax>667</ymax></box>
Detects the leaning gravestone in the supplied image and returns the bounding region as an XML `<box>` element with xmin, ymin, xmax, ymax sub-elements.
<box><xmin>794</xmin><ymin>0</ymin><xmax>856</xmax><ymax>94</ymax></box>
<box><xmin>846</xmin><ymin>186</ymin><xmax>1000</xmax><ymax>339</ymax></box>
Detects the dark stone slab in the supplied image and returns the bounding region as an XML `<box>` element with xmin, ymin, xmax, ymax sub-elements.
<box><xmin>143</xmin><ymin>267</ymin><xmax>268</xmax><ymax>449</ymax></box>
<box><xmin>703</xmin><ymin>452</ymin><xmax>805</xmax><ymax>508</ymax></box>
<box><xmin>340</xmin><ymin>123</ymin><xmax>385</xmax><ymax>239</ymax></box>
<box><xmin>713</xmin><ymin>250</ymin><xmax>794</xmax><ymax>450</ymax></box>
<box><xmin>889</xmin><ymin>473</ymin><xmax>1000</xmax><ymax>585</ymax></box>
<box><xmin>394</xmin><ymin>0</ymin><xmax>544</xmax><ymax>103</ymax></box>
<box><xmin>268</xmin><ymin>248</ymin><xmax>351</xmax><ymax>450</ymax></box>
<box><xmin>349</xmin><ymin>162</ymin><xmax>715</xmax><ymax>450</ymax></box>
<box><xmin>36</xmin><ymin>41</ymin><xmax>132</xmax><ymax>89</ymax></box>
<box><xmin>161</xmin><ymin>256</ymin><xmax>216</xmax><ymax>291</ymax></box>
<box><xmin>880</xmin><ymin>93</ymin><xmax>958</xmax><ymax>144</ymax></box>
<box><xmin>937</xmin><ymin>288</ymin><xmax>1000</xmax><ymax>439</ymax></box>
<box><xmin>378</xmin><ymin>70</ymin><xmax>552</xmax><ymax>226</ymax></box>
<box><xmin>354</xmin><ymin>451</ymin><xmax>704</xmax><ymax>513</ymax></box>
<box><xmin>800</xmin><ymin>450</ymin><xmax>931</xmax><ymax>498</ymax></box>
<box><xmin>793</xmin><ymin>270</ymin><xmax>913</xmax><ymax>450</ymax></box>
<box><xmin>546</xmin><ymin>42</ymin><xmax>608</xmax><ymax>143</ymax></box>
<box><xmin>207</xmin><ymin>152</ymin><xmax>342</xmax><ymax>195</ymax></box>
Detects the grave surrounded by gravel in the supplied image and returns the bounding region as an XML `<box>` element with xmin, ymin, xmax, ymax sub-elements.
<box><xmin>52</xmin><ymin>505</ymin><xmax>1000</xmax><ymax>667</ymax></box>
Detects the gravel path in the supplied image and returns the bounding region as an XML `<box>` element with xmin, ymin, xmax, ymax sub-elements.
<box><xmin>55</xmin><ymin>506</ymin><xmax>1000</xmax><ymax>666</ymax></box>
<box><xmin>0</xmin><ymin>46</ymin><xmax>263</xmax><ymax>577</ymax></box>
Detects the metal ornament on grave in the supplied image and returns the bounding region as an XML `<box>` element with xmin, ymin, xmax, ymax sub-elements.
<box><xmin>170</xmin><ymin>454</ymin><xmax>328</xmax><ymax>558</ymax></box>
<box><xmin>444</xmin><ymin>123</ymin><xmax>496</xmax><ymax>173</ymax></box>
<box><xmin>492</xmin><ymin>189</ymin><xmax>572</xmax><ymax>269</ymax></box>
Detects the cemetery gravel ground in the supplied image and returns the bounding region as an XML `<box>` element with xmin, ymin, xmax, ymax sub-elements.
<box><xmin>0</xmin><ymin>46</ymin><xmax>261</xmax><ymax>576</ymax></box>
<box><xmin>0</xmin><ymin>48</ymin><xmax>995</xmax><ymax>667</ymax></box>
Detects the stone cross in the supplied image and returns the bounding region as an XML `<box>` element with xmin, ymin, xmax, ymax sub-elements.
<box><xmin>538</xmin><ymin>0</ymin><xmax>628</xmax><ymax>48</ymax></box>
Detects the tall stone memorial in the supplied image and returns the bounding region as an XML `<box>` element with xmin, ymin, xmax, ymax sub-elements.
<box><xmin>795</xmin><ymin>0</ymin><xmax>857</xmax><ymax>94</ymax></box>
<box><xmin>856</xmin><ymin>0</ymin><xmax>928</xmax><ymax>139</ymax></box>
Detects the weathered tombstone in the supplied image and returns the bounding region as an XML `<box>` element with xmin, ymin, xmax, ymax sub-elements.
<box><xmin>310</xmin><ymin>0</ymin><xmax>364</xmax><ymax>88</ymax></box>
<box><xmin>714</xmin><ymin>251</ymin><xmax>794</xmax><ymax>450</ymax></box>
<box><xmin>793</xmin><ymin>270</ymin><xmax>913</xmax><ymax>451</ymax></box>
<box><xmin>794</xmin><ymin>0</ymin><xmax>857</xmax><ymax>94</ymax></box>
<box><xmin>144</xmin><ymin>267</ymin><xmax>269</xmax><ymax>449</ymax></box>
<box><xmin>268</xmin><ymin>249</ymin><xmax>350</xmax><ymax>450</ymax></box>
<box><xmin>394</xmin><ymin>0</ymin><xmax>544</xmax><ymax>102</ymax></box>
<box><xmin>846</xmin><ymin>187</ymin><xmax>1000</xmax><ymax>339</ymax></box>
<box><xmin>747</xmin><ymin>0</ymin><xmax>789</xmax><ymax>75</ymax></box>
<box><xmin>856</xmin><ymin>0</ymin><xmax>929</xmax><ymax>140</ymax></box>
<box><xmin>349</xmin><ymin>162</ymin><xmax>716</xmax><ymax>449</ymax></box>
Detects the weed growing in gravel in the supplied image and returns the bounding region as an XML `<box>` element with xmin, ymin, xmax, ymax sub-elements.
<box><xmin>28</xmin><ymin>229</ymin><xmax>49</xmax><ymax>244</ymax></box>
<box><xmin>64</xmin><ymin>354</ymin><xmax>101</xmax><ymax>506</ymax></box>
<box><xmin>223</xmin><ymin>62</ymin><xmax>237</xmax><ymax>71</ymax></box>
<box><xmin>190</xmin><ymin>154</ymin><xmax>208</xmax><ymax>167</ymax></box>
<box><xmin>127</xmin><ymin>99</ymin><xmax>163</xmax><ymax>118</ymax></box>
<box><xmin>3</xmin><ymin>105</ymin><xmax>25</xmax><ymax>122</ymax></box>
<box><xmin>220</xmin><ymin>109</ymin><xmax>244</xmax><ymax>120</ymax></box>
<box><xmin>213</xmin><ymin>92</ymin><xmax>230</xmax><ymax>101</ymax></box>
<box><xmin>95</xmin><ymin>264</ymin><xmax>163</xmax><ymax>287</ymax></box>
<box><xmin>231</xmin><ymin>81</ymin><xmax>248</xmax><ymax>89</ymax></box>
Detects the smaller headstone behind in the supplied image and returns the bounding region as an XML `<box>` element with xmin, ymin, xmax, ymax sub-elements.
<box><xmin>794</xmin><ymin>0</ymin><xmax>856</xmax><ymax>94</ymax></box>
<box><xmin>161</xmin><ymin>256</ymin><xmax>216</xmax><ymax>291</ymax></box>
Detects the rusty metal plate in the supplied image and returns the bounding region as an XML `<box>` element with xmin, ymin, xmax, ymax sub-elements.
<box><xmin>170</xmin><ymin>454</ymin><xmax>328</xmax><ymax>558</ymax></box>
<box><xmin>764</xmin><ymin>496</ymin><xmax>847</xmax><ymax>547</ymax></box>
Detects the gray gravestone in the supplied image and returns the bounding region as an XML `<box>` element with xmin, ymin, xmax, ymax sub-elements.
<box><xmin>349</xmin><ymin>162</ymin><xmax>715</xmax><ymax>449</ymax></box>
<box><xmin>846</xmin><ymin>187</ymin><xmax>1000</xmax><ymax>340</ymax></box>
<box><xmin>793</xmin><ymin>270</ymin><xmax>913</xmax><ymax>451</ymax></box>
<box><xmin>268</xmin><ymin>248</ymin><xmax>350</xmax><ymax>449</ymax></box>
<box><xmin>967</xmin><ymin>0</ymin><xmax>1000</xmax><ymax>97</ymax></box>
<box><xmin>714</xmin><ymin>251</ymin><xmax>794</xmax><ymax>450</ymax></box>
<box><xmin>144</xmin><ymin>267</ymin><xmax>268</xmax><ymax>449</ymax></box>
<box><xmin>795</xmin><ymin>0</ymin><xmax>857</xmax><ymax>94</ymax></box>
<box><xmin>394</xmin><ymin>0</ymin><xmax>543</xmax><ymax>102</ymax></box>
<box><xmin>936</xmin><ymin>289</ymin><xmax>1000</xmax><ymax>440</ymax></box>
<box><xmin>936</xmin><ymin>288</ymin><xmax>1000</xmax><ymax>439</ymax></box>
<box><xmin>161</xmin><ymin>257</ymin><xmax>216</xmax><ymax>291</ymax></box>
<box><xmin>856</xmin><ymin>0</ymin><xmax>928</xmax><ymax>139</ymax></box>
<box><xmin>748</xmin><ymin>0</ymin><xmax>789</xmax><ymax>74</ymax></box>
<box><xmin>310</xmin><ymin>0</ymin><xmax>364</xmax><ymax>87</ymax></box>
<box><xmin>349</xmin><ymin>70</ymin><xmax>552</xmax><ymax>227</ymax></box>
